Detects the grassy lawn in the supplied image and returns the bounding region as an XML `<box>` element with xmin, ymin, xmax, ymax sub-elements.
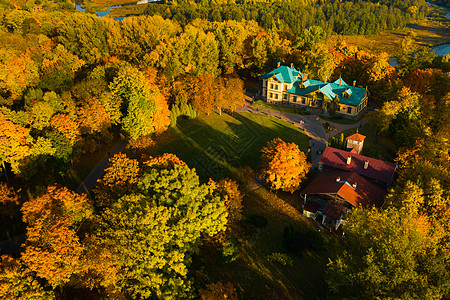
<box><xmin>155</xmin><ymin>112</ymin><xmax>309</xmax><ymax>180</ymax></box>
<box><xmin>252</xmin><ymin>100</ymin><xmax>311</xmax><ymax>116</ymax></box>
<box><xmin>193</xmin><ymin>187</ymin><xmax>344</xmax><ymax>299</ymax></box>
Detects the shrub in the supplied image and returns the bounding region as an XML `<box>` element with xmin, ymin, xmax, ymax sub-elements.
<box><xmin>221</xmin><ymin>239</ymin><xmax>240</xmax><ymax>263</ymax></box>
<box><xmin>267</xmin><ymin>252</ymin><xmax>294</xmax><ymax>267</ymax></box>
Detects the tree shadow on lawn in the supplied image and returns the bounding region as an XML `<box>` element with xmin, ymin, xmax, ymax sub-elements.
<box><xmin>194</xmin><ymin>186</ymin><xmax>339</xmax><ymax>299</ymax></box>
<box><xmin>157</xmin><ymin>112</ymin><xmax>309</xmax><ymax>181</ymax></box>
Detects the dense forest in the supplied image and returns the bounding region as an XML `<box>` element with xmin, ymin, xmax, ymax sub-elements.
<box><xmin>0</xmin><ymin>0</ymin><xmax>449</xmax><ymax>298</ymax></box>
<box><xmin>143</xmin><ymin>0</ymin><xmax>428</xmax><ymax>36</ymax></box>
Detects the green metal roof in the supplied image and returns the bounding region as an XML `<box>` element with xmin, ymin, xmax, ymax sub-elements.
<box><xmin>262</xmin><ymin>66</ymin><xmax>367</xmax><ymax>106</ymax></box>
<box><xmin>260</xmin><ymin>66</ymin><xmax>299</xmax><ymax>83</ymax></box>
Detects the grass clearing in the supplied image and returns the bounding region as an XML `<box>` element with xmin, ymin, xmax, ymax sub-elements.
<box><xmin>109</xmin><ymin>4</ymin><xmax>147</xmax><ymax>18</ymax></box>
<box><xmin>154</xmin><ymin>112</ymin><xmax>309</xmax><ymax>180</ymax></box>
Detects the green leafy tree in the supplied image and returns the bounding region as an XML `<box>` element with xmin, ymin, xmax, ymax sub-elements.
<box><xmin>96</xmin><ymin>155</ymin><xmax>227</xmax><ymax>299</ymax></box>
<box><xmin>109</xmin><ymin>65</ymin><xmax>159</xmax><ymax>139</ymax></box>
<box><xmin>327</xmin><ymin>205</ymin><xmax>450</xmax><ymax>299</ymax></box>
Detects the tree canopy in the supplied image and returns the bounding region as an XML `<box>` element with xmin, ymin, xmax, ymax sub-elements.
<box><xmin>260</xmin><ymin>138</ymin><xmax>310</xmax><ymax>193</ymax></box>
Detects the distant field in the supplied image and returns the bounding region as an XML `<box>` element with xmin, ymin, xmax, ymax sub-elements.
<box><xmin>109</xmin><ymin>4</ymin><xmax>147</xmax><ymax>18</ymax></box>
<box><xmin>155</xmin><ymin>112</ymin><xmax>309</xmax><ymax>180</ymax></box>
<box><xmin>328</xmin><ymin>6</ymin><xmax>450</xmax><ymax>55</ymax></box>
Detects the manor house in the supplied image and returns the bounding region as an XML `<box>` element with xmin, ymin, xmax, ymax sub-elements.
<box><xmin>260</xmin><ymin>63</ymin><xmax>368</xmax><ymax>118</ymax></box>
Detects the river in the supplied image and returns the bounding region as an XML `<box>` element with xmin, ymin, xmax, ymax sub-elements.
<box><xmin>75</xmin><ymin>0</ymin><xmax>157</xmax><ymax>21</ymax></box>
<box><xmin>389</xmin><ymin>2</ymin><xmax>450</xmax><ymax>66</ymax></box>
<box><xmin>425</xmin><ymin>2</ymin><xmax>450</xmax><ymax>56</ymax></box>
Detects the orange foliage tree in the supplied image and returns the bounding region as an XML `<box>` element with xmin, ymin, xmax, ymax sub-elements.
<box><xmin>21</xmin><ymin>186</ymin><xmax>92</xmax><ymax>288</ymax></box>
<box><xmin>208</xmin><ymin>178</ymin><xmax>243</xmax><ymax>227</ymax></box>
<box><xmin>260</xmin><ymin>138</ymin><xmax>310</xmax><ymax>193</ymax></box>
<box><xmin>93</xmin><ymin>153</ymin><xmax>140</xmax><ymax>207</ymax></box>
<box><xmin>50</xmin><ymin>113</ymin><xmax>80</xmax><ymax>145</ymax></box>
<box><xmin>144</xmin><ymin>152</ymin><xmax>188</xmax><ymax>169</ymax></box>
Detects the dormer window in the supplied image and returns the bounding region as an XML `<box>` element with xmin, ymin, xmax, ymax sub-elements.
<box><xmin>300</xmin><ymin>80</ymin><xmax>310</xmax><ymax>89</ymax></box>
<box><xmin>342</xmin><ymin>88</ymin><xmax>353</xmax><ymax>98</ymax></box>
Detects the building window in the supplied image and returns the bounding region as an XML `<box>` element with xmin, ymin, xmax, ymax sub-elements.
<box><xmin>274</xmin><ymin>84</ymin><xmax>279</xmax><ymax>90</ymax></box>
<box><xmin>269</xmin><ymin>92</ymin><xmax>273</xmax><ymax>99</ymax></box>
<box><xmin>284</xmin><ymin>85</ymin><xmax>287</xmax><ymax>91</ymax></box>
<box><xmin>283</xmin><ymin>94</ymin><xmax>287</xmax><ymax>100</ymax></box>
<box><xmin>274</xmin><ymin>94</ymin><xmax>278</xmax><ymax>100</ymax></box>
<box><xmin>292</xmin><ymin>96</ymin><xmax>297</xmax><ymax>102</ymax></box>
<box><xmin>270</xmin><ymin>83</ymin><xmax>273</xmax><ymax>89</ymax></box>
<box><xmin>302</xmin><ymin>98</ymin><xmax>305</xmax><ymax>104</ymax></box>
<box><xmin>347</xmin><ymin>107</ymin><xmax>352</xmax><ymax>114</ymax></box>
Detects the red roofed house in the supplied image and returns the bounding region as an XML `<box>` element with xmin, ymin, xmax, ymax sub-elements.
<box><xmin>318</xmin><ymin>147</ymin><xmax>397</xmax><ymax>187</ymax></box>
<box><xmin>346</xmin><ymin>130</ymin><xmax>366</xmax><ymax>154</ymax></box>
<box><xmin>301</xmin><ymin>171</ymin><xmax>386</xmax><ymax>230</ymax></box>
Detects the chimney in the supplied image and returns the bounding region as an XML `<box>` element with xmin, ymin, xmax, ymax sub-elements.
<box><xmin>364</xmin><ymin>161</ymin><xmax>369</xmax><ymax>169</ymax></box>
<box><xmin>277</xmin><ymin>62</ymin><xmax>280</xmax><ymax>67</ymax></box>
<box><xmin>347</xmin><ymin>156</ymin><xmax>352</xmax><ymax>165</ymax></box>
<box><xmin>290</xmin><ymin>63</ymin><xmax>294</xmax><ymax>69</ymax></box>
<box><xmin>352</xmin><ymin>182</ymin><xmax>357</xmax><ymax>189</ymax></box>
<box><xmin>324</xmin><ymin>75</ymin><xmax>327</xmax><ymax>83</ymax></box>
<box><xmin>302</xmin><ymin>73</ymin><xmax>308</xmax><ymax>82</ymax></box>
<box><xmin>336</xmin><ymin>177</ymin><xmax>340</xmax><ymax>182</ymax></box>
<box><xmin>353</xmin><ymin>80</ymin><xmax>356</xmax><ymax>86</ymax></box>
<box><xmin>339</xmin><ymin>78</ymin><xmax>342</xmax><ymax>86</ymax></box>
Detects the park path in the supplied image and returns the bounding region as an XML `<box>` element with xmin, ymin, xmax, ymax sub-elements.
<box><xmin>75</xmin><ymin>139</ymin><xmax>128</xmax><ymax>195</ymax></box>
<box><xmin>236</xmin><ymin>97</ymin><xmax>364</xmax><ymax>168</ymax></box>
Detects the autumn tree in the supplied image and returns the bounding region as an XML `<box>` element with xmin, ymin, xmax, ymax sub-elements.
<box><xmin>0</xmin><ymin>111</ymin><xmax>31</xmax><ymax>175</ymax></box>
<box><xmin>327</xmin><ymin>205</ymin><xmax>450</xmax><ymax>299</ymax></box>
<box><xmin>260</xmin><ymin>138</ymin><xmax>310</xmax><ymax>192</ymax></box>
<box><xmin>93</xmin><ymin>153</ymin><xmax>140</xmax><ymax>208</ymax></box>
<box><xmin>95</xmin><ymin>154</ymin><xmax>227</xmax><ymax>299</ymax></box>
<box><xmin>110</xmin><ymin>65</ymin><xmax>166</xmax><ymax>139</ymax></box>
<box><xmin>0</xmin><ymin>255</ymin><xmax>54</xmax><ymax>300</ymax></box>
<box><xmin>218</xmin><ymin>76</ymin><xmax>244</xmax><ymax>113</ymax></box>
<box><xmin>208</xmin><ymin>178</ymin><xmax>243</xmax><ymax>228</ymax></box>
<box><xmin>21</xmin><ymin>186</ymin><xmax>93</xmax><ymax>288</ymax></box>
<box><xmin>0</xmin><ymin>182</ymin><xmax>20</xmax><ymax>217</ymax></box>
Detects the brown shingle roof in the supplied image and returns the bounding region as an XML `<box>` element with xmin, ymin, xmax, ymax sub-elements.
<box><xmin>303</xmin><ymin>201</ymin><xmax>321</xmax><ymax>213</ymax></box>
<box><xmin>322</xmin><ymin>201</ymin><xmax>348</xmax><ymax>220</ymax></box>
<box><xmin>319</xmin><ymin>147</ymin><xmax>396</xmax><ymax>184</ymax></box>
<box><xmin>301</xmin><ymin>171</ymin><xmax>386</xmax><ymax>208</ymax></box>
